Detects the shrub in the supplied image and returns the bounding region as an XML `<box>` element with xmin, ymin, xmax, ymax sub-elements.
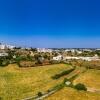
<box><xmin>0</xmin><ymin>60</ymin><xmax>3</xmax><ymax>66</ymax></box>
<box><xmin>18</xmin><ymin>61</ymin><xmax>35</xmax><ymax>67</ymax></box>
<box><xmin>51</xmin><ymin>68</ymin><xmax>75</xmax><ymax>79</ymax></box>
<box><xmin>74</xmin><ymin>83</ymin><xmax>87</xmax><ymax>91</ymax></box>
<box><xmin>63</xmin><ymin>78</ymin><xmax>69</xmax><ymax>83</ymax></box>
<box><xmin>2</xmin><ymin>60</ymin><xmax>9</xmax><ymax>66</ymax></box>
<box><xmin>0</xmin><ymin>60</ymin><xmax>9</xmax><ymax>67</ymax></box>
<box><xmin>69</xmin><ymin>74</ymin><xmax>78</xmax><ymax>82</ymax></box>
<box><xmin>37</xmin><ymin>92</ymin><xmax>43</xmax><ymax>97</ymax></box>
<box><xmin>42</xmin><ymin>59</ymin><xmax>50</xmax><ymax>65</ymax></box>
<box><xmin>53</xmin><ymin>83</ymin><xmax>65</xmax><ymax>90</ymax></box>
<box><xmin>50</xmin><ymin>60</ymin><xmax>60</xmax><ymax>64</ymax></box>
<box><xmin>47</xmin><ymin>89</ymin><xmax>51</xmax><ymax>92</ymax></box>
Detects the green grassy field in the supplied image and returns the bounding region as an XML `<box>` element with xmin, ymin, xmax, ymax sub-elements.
<box><xmin>0</xmin><ymin>64</ymin><xmax>71</xmax><ymax>100</ymax></box>
<box><xmin>46</xmin><ymin>87</ymin><xmax>100</xmax><ymax>100</ymax></box>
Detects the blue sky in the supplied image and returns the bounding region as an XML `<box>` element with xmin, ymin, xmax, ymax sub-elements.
<box><xmin>0</xmin><ymin>0</ymin><xmax>100</xmax><ymax>48</ymax></box>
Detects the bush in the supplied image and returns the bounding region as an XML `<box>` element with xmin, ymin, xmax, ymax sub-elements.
<box><xmin>2</xmin><ymin>61</ymin><xmax>9</xmax><ymax>66</ymax></box>
<box><xmin>69</xmin><ymin>74</ymin><xmax>78</xmax><ymax>82</ymax></box>
<box><xmin>50</xmin><ymin>60</ymin><xmax>60</xmax><ymax>64</ymax></box>
<box><xmin>42</xmin><ymin>59</ymin><xmax>50</xmax><ymax>65</ymax></box>
<box><xmin>37</xmin><ymin>92</ymin><xmax>43</xmax><ymax>97</ymax></box>
<box><xmin>52</xmin><ymin>83</ymin><xmax>65</xmax><ymax>90</ymax></box>
<box><xmin>15</xmin><ymin>56</ymin><xmax>28</xmax><ymax>63</ymax></box>
<box><xmin>47</xmin><ymin>89</ymin><xmax>51</xmax><ymax>93</ymax></box>
<box><xmin>18</xmin><ymin>61</ymin><xmax>35</xmax><ymax>67</ymax></box>
<box><xmin>63</xmin><ymin>78</ymin><xmax>69</xmax><ymax>83</ymax></box>
<box><xmin>51</xmin><ymin>68</ymin><xmax>75</xmax><ymax>79</ymax></box>
<box><xmin>74</xmin><ymin>83</ymin><xmax>87</xmax><ymax>91</ymax></box>
<box><xmin>0</xmin><ymin>60</ymin><xmax>9</xmax><ymax>67</ymax></box>
<box><xmin>0</xmin><ymin>60</ymin><xmax>3</xmax><ymax>66</ymax></box>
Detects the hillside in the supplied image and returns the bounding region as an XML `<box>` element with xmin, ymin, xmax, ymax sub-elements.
<box><xmin>46</xmin><ymin>69</ymin><xmax>100</xmax><ymax>100</ymax></box>
<box><xmin>0</xmin><ymin>64</ymin><xmax>71</xmax><ymax>100</ymax></box>
<box><xmin>46</xmin><ymin>87</ymin><xmax>100</xmax><ymax>100</ymax></box>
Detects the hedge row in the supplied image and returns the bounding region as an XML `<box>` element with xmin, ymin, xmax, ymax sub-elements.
<box><xmin>51</xmin><ymin>68</ymin><xmax>75</xmax><ymax>79</ymax></box>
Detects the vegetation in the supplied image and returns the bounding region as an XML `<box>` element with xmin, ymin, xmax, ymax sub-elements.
<box><xmin>0</xmin><ymin>57</ymin><xmax>9</xmax><ymax>66</ymax></box>
<box><xmin>63</xmin><ymin>78</ymin><xmax>70</xmax><ymax>83</ymax></box>
<box><xmin>37</xmin><ymin>92</ymin><xmax>43</xmax><ymax>97</ymax></box>
<box><xmin>73</xmin><ymin>69</ymin><xmax>100</xmax><ymax>89</ymax></box>
<box><xmin>51</xmin><ymin>67</ymin><xmax>75</xmax><ymax>79</ymax></box>
<box><xmin>68</xmin><ymin>60</ymin><xmax>100</xmax><ymax>70</ymax></box>
<box><xmin>46</xmin><ymin>87</ymin><xmax>100</xmax><ymax>100</ymax></box>
<box><xmin>0</xmin><ymin>64</ymin><xmax>70</xmax><ymax>100</ymax></box>
<box><xmin>74</xmin><ymin>83</ymin><xmax>87</xmax><ymax>91</ymax></box>
<box><xmin>51</xmin><ymin>83</ymin><xmax>65</xmax><ymax>91</ymax></box>
<box><xmin>18</xmin><ymin>61</ymin><xmax>36</xmax><ymax>67</ymax></box>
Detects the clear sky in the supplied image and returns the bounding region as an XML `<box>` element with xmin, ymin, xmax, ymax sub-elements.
<box><xmin>0</xmin><ymin>0</ymin><xmax>100</xmax><ymax>48</ymax></box>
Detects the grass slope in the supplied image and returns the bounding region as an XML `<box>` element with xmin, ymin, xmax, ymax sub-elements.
<box><xmin>73</xmin><ymin>69</ymin><xmax>100</xmax><ymax>89</ymax></box>
<box><xmin>46</xmin><ymin>87</ymin><xmax>100</xmax><ymax>100</ymax></box>
<box><xmin>0</xmin><ymin>64</ymin><xmax>71</xmax><ymax>100</ymax></box>
<box><xmin>46</xmin><ymin>69</ymin><xmax>100</xmax><ymax>100</ymax></box>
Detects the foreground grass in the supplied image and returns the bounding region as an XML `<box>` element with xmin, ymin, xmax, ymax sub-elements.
<box><xmin>0</xmin><ymin>64</ymin><xmax>71</xmax><ymax>100</ymax></box>
<box><xmin>46</xmin><ymin>68</ymin><xmax>100</xmax><ymax>100</ymax></box>
<box><xmin>46</xmin><ymin>87</ymin><xmax>100</xmax><ymax>100</ymax></box>
<box><xmin>73</xmin><ymin>69</ymin><xmax>100</xmax><ymax>89</ymax></box>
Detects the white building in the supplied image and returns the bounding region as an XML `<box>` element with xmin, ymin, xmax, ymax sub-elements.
<box><xmin>96</xmin><ymin>49</ymin><xmax>100</xmax><ymax>51</ymax></box>
<box><xmin>65</xmin><ymin>49</ymin><xmax>71</xmax><ymax>52</ymax></box>
<box><xmin>63</xmin><ymin>57</ymin><xmax>80</xmax><ymax>60</ymax></box>
<box><xmin>0</xmin><ymin>44</ymin><xmax>15</xmax><ymax>50</ymax></box>
<box><xmin>83</xmin><ymin>49</ymin><xmax>92</xmax><ymax>52</ymax></box>
<box><xmin>0</xmin><ymin>53</ymin><xmax>8</xmax><ymax>57</ymax></box>
<box><xmin>6</xmin><ymin>45</ymin><xmax>15</xmax><ymax>50</ymax></box>
<box><xmin>65</xmin><ymin>49</ymin><xmax>82</xmax><ymax>54</ymax></box>
<box><xmin>65</xmin><ymin>81</ymin><xmax>71</xmax><ymax>86</ymax></box>
<box><xmin>0</xmin><ymin>44</ymin><xmax>6</xmax><ymax>49</ymax></box>
<box><xmin>76</xmin><ymin>50</ymin><xmax>82</xmax><ymax>54</ymax></box>
<box><xmin>37</xmin><ymin>48</ymin><xmax>52</xmax><ymax>53</ymax></box>
<box><xmin>30</xmin><ymin>51</ymin><xmax>34</xmax><ymax>56</ymax></box>
<box><xmin>63</xmin><ymin>55</ymin><xmax>100</xmax><ymax>61</ymax></box>
<box><xmin>53</xmin><ymin>55</ymin><xmax>62</xmax><ymax>61</ymax></box>
<box><xmin>65</xmin><ymin>49</ymin><xmax>75</xmax><ymax>53</ymax></box>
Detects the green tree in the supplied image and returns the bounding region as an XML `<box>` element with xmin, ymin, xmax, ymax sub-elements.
<box><xmin>37</xmin><ymin>92</ymin><xmax>43</xmax><ymax>97</ymax></box>
<box><xmin>74</xmin><ymin>83</ymin><xmax>87</xmax><ymax>91</ymax></box>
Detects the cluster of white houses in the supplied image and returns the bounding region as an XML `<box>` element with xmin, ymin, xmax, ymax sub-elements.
<box><xmin>36</xmin><ymin>48</ymin><xmax>94</xmax><ymax>53</ymax></box>
<box><xmin>37</xmin><ymin>48</ymin><xmax>52</xmax><ymax>53</ymax></box>
<box><xmin>0</xmin><ymin>44</ymin><xmax>15</xmax><ymax>50</ymax></box>
<box><xmin>53</xmin><ymin>54</ymin><xmax>100</xmax><ymax>61</ymax></box>
<box><xmin>0</xmin><ymin>52</ymin><xmax>8</xmax><ymax>57</ymax></box>
<box><xmin>0</xmin><ymin>44</ymin><xmax>15</xmax><ymax>57</ymax></box>
<box><xmin>0</xmin><ymin>44</ymin><xmax>100</xmax><ymax>61</ymax></box>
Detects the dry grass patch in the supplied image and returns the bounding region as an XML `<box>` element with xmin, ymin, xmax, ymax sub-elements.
<box><xmin>0</xmin><ymin>64</ymin><xmax>71</xmax><ymax>100</ymax></box>
<box><xmin>73</xmin><ymin>69</ymin><xmax>100</xmax><ymax>89</ymax></box>
<box><xmin>46</xmin><ymin>87</ymin><xmax>100</xmax><ymax>100</ymax></box>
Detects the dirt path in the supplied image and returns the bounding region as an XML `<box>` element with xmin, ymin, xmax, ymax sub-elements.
<box><xmin>87</xmin><ymin>87</ymin><xmax>100</xmax><ymax>93</ymax></box>
<box><xmin>66</xmin><ymin>67</ymin><xmax>86</xmax><ymax>80</ymax></box>
<box><xmin>22</xmin><ymin>66</ymin><xmax>86</xmax><ymax>100</ymax></box>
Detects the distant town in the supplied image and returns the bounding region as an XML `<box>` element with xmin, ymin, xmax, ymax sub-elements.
<box><xmin>0</xmin><ymin>43</ymin><xmax>100</xmax><ymax>67</ymax></box>
<box><xmin>0</xmin><ymin>43</ymin><xmax>100</xmax><ymax>60</ymax></box>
